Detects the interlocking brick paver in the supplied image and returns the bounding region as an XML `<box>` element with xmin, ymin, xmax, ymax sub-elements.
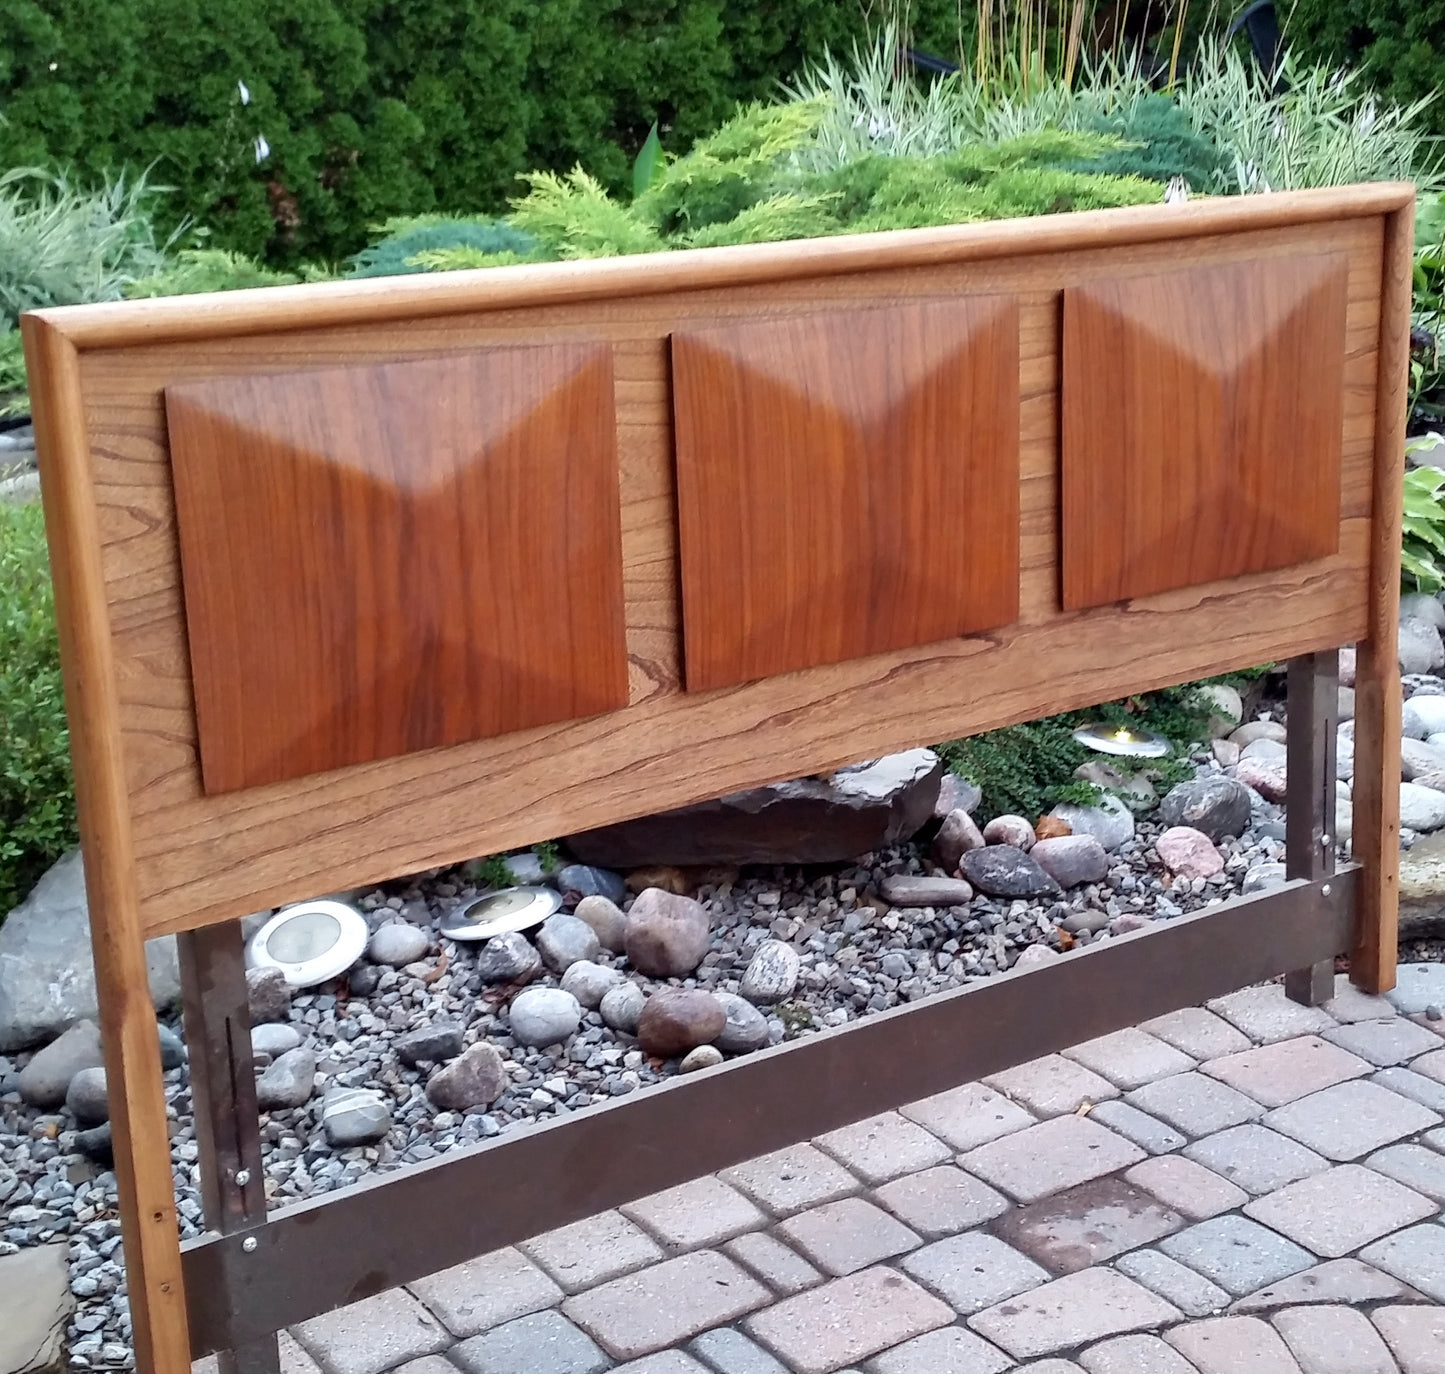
<box><xmin>1416</xmin><ymin>1051</ymin><xmax>1445</xmax><ymax>1087</ymax></box>
<box><xmin>1207</xmin><ymin>985</ymin><xmax>1336</xmax><ymax>1042</ymax></box>
<box><xmin>899</xmin><ymin>1083</ymin><xmax>1035</xmax><ymax>1151</ymax></box>
<box><xmin>1387</xmin><ymin>963</ymin><xmax>1445</xmax><ymax>1016</ymax></box>
<box><xmin>866</xmin><ymin>1326</ymin><xmax>1014</xmax><ymax>1374</ymax></box>
<box><xmin>1126</xmin><ymin>1072</ymin><xmax>1265</xmax><ymax>1136</ymax></box>
<box><xmin>615</xmin><ymin>1354</ymin><xmax>710</xmax><ymax>1374</ymax></box>
<box><xmin>389</xmin><ymin>1358</ymin><xmax>451</xmax><ymax>1374</ymax></box>
<box><xmin>1062</xmin><ymin>1028</ymin><xmax>1195</xmax><ymax>1089</ymax></box>
<box><xmin>1374</xmin><ymin>1305</ymin><xmax>1445</xmax><ymax>1372</ymax></box>
<box><xmin>689</xmin><ymin>1327</ymin><xmax>789</xmax><ymax>1374</ymax></box>
<box><xmin>1369</xmin><ymin>1143</ymin><xmax>1445</xmax><ymax>1203</ymax></box>
<box><xmin>899</xmin><ymin>1232</ymin><xmax>1050</xmax><ymax>1313</ymax></box>
<box><xmin>1323</xmin><ymin>974</ymin><xmax>1398</xmax><ymax>1024</ymax></box>
<box><xmin>873</xmin><ymin>1166</ymin><xmax>1009</xmax><ymax>1238</ymax></box>
<box><xmin>623</xmin><ymin>1177</ymin><xmax>766</xmax><ymax>1251</ymax></box>
<box><xmin>1113</xmin><ymin>1248</ymin><xmax>1231</xmax><ymax>1317</ymax></box>
<box><xmin>984</xmin><ymin>1054</ymin><xmax>1119</xmax><ymax>1115</ymax></box>
<box><xmin>992</xmin><ymin>1177</ymin><xmax>1183</xmax><ymax>1274</ymax></box>
<box><xmin>967</xmin><ymin>1267</ymin><xmax>1180</xmax><ymax>1359</ymax></box>
<box><xmin>721</xmin><ymin>1144</ymin><xmax>859</xmax><ymax>1217</ymax></box>
<box><xmin>293</xmin><ymin>1289</ymin><xmax>451</xmax><ymax>1374</ymax></box>
<box><xmin>450</xmin><ymin>1311</ymin><xmax>609</xmax><ymax>1374</ymax></box>
<box><xmin>1085</xmin><ymin>1100</ymin><xmax>1187</xmax><ymax>1154</ymax></box>
<box><xmin>958</xmin><ymin>1114</ymin><xmax>1145</xmax><ymax>1203</ymax></box>
<box><xmin>815</xmin><ymin>1113</ymin><xmax>952</xmax><ymax>1185</ymax></box>
<box><xmin>1428</xmin><ymin>1127</ymin><xmax>1445</xmax><ymax>1155</ymax></box>
<box><xmin>1360</xmin><ymin>1224</ymin><xmax>1445</xmax><ymax>1302</ymax></box>
<box><xmin>1076</xmin><ymin>1333</ymin><xmax>1196</xmax><ymax>1373</ymax></box>
<box><xmin>409</xmin><ymin>1246</ymin><xmax>563</xmax><ymax>1338</ymax></box>
<box><xmin>1201</xmin><ymin>1037</ymin><xmax>1372</xmax><ymax>1107</ymax></box>
<box><xmin>723</xmin><ymin>1231</ymin><xmax>823</xmax><ymax>1295</ymax></box>
<box><xmin>1229</xmin><ymin>1257</ymin><xmax>1424</xmax><ymax>1313</ymax></box>
<box><xmin>777</xmin><ymin>1197</ymin><xmax>920</xmax><ymax>1276</ymax></box>
<box><xmin>1125</xmin><ymin>1155</ymin><xmax>1249</xmax><ymax>1219</ymax></box>
<box><xmin>1376</xmin><ymin>1067</ymin><xmax>1445</xmax><ymax>1114</ymax></box>
<box><xmin>1164</xmin><ymin>1315</ymin><xmax>1303</xmax><ymax>1372</ymax></box>
<box><xmin>1265</xmin><ymin>1080</ymin><xmax>1442</xmax><ymax>1160</ymax></box>
<box><xmin>745</xmin><ymin>1267</ymin><xmax>953</xmax><ymax>1374</ymax></box>
<box><xmin>1323</xmin><ymin>1018</ymin><xmax>1443</xmax><ymax>1066</ymax></box>
<box><xmin>1184</xmin><ymin>1124</ymin><xmax>1330</xmax><ymax>1195</ymax></box>
<box><xmin>1243</xmin><ymin>1162</ymin><xmax>1437</xmax><ymax>1257</ymax></box>
<box><xmin>1023</xmin><ymin>1364</ymin><xmax>1087</xmax><ymax>1373</ymax></box>
<box><xmin>563</xmin><ymin>1252</ymin><xmax>770</xmax><ymax>1361</ymax></box>
<box><xmin>1159</xmin><ymin>1215</ymin><xmax>1315</xmax><ymax>1296</ymax></box>
<box><xmin>522</xmin><ymin>1210</ymin><xmax>665</xmax><ymax>1294</ymax></box>
<box><xmin>1272</xmin><ymin>1304</ymin><xmax>1396</xmax><ymax>1374</ymax></box>
<box><xmin>1140</xmin><ymin>1007</ymin><xmax>1251</xmax><ymax>1059</ymax></box>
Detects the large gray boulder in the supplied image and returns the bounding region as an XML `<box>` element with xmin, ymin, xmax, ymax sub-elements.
<box><xmin>0</xmin><ymin>851</ymin><xmax>180</xmax><ymax>1053</ymax></box>
<box><xmin>564</xmin><ymin>750</ymin><xmax>943</xmax><ymax>867</ymax></box>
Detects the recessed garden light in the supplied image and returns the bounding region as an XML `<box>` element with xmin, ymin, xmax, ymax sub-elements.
<box><xmin>440</xmin><ymin>886</ymin><xmax>562</xmax><ymax>942</ymax></box>
<box><xmin>1071</xmin><ymin>723</ymin><xmax>1172</xmax><ymax>759</ymax></box>
<box><xmin>245</xmin><ymin>900</ymin><xmax>369</xmax><ymax>988</ymax></box>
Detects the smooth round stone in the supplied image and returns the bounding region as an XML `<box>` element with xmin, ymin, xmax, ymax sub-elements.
<box><xmin>508</xmin><ymin>987</ymin><xmax>583</xmax><ymax>1047</ymax></box>
<box><xmin>1242</xmin><ymin>861</ymin><xmax>1287</xmax><ymax>895</ymax></box>
<box><xmin>367</xmin><ymin>922</ymin><xmax>429</xmax><ymax>967</ymax></box>
<box><xmin>982</xmin><ymin>814</ymin><xmax>1036</xmax><ymax>850</ymax></box>
<box><xmin>18</xmin><ymin>1020</ymin><xmax>103</xmax><ymax>1109</ymax></box>
<box><xmin>1403</xmin><ymin>592</ymin><xmax>1445</xmax><ymax>630</ymax></box>
<box><xmin>934</xmin><ymin>773</ymin><xmax>982</xmax><ymax>817</ymax></box>
<box><xmin>65</xmin><ymin>1067</ymin><xmax>109</xmax><ymax>1125</ymax></box>
<box><xmin>1406</xmin><ymin>696</ymin><xmax>1445</xmax><ymax>741</ymax></box>
<box><xmin>1401</xmin><ymin>782</ymin><xmax>1445</xmax><ymax>833</ymax></box>
<box><xmin>714</xmin><ymin>992</ymin><xmax>769</xmax><ymax>1054</ymax></box>
<box><xmin>425</xmin><ymin>1043</ymin><xmax>507</xmax><ymax>1110</ymax></box>
<box><xmin>1155</xmin><ymin>826</ymin><xmax>1224</xmax><ymax>879</ymax></box>
<box><xmin>557</xmin><ymin>864</ymin><xmax>627</xmax><ymax>906</ymax></box>
<box><xmin>1240</xmin><ymin>737</ymin><xmax>1287</xmax><ymax>762</ymax></box>
<box><xmin>1400</xmin><ymin>617</ymin><xmax>1445</xmax><ymax>676</ymax></box>
<box><xmin>255</xmin><ymin>1048</ymin><xmax>317</xmax><ymax>1111</ymax></box>
<box><xmin>740</xmin><ymin>940</ymin><xmax>800</xmax><ymax>1005</ymax></box>
<box><xmin>1013</xmin><ymin>944</ymin><xmax>1061</xmax><ymax>969</ymax></box>
<box><xmin>475</xmin><ymin>931</ymin><xmax>543</xmax><ymax>984</ymax></box>
<box><xmin>1235</xmin><ymin>759</ymin><xmax>1287</xmax><ymax>803</ymax></box>
<box><xmin>76</xmin><ymin>1123</ymin><xmax>113</xmax><ymax>1166</ymax></box>
<box><xmin>878</xmin><ymin>874</ymin><xmax>974</xmax><ymax>907</ymax></box>
<box><xmin>572</xmin><ymin>895</ymin><xmax>628</xmax><ymax>953</ymax></box>
<box><xmin>932</xmin><ymin>809</ymin><xmax>985</xmax><ymax>871</ymax></box>
<box><xmin>625</xmin><ymin>888</ymin><xmax>711</xmax><ymax>978</ymax></box>
<box><xmin>536</xmin><ymin>914</ymin><xmax>601</xmax><ymax>973</ymax></box>
<box><xmin>251</xmin><ymin>1023</ymin><xmax>302</xmax><ymax>1057</ymax></box>
<box><xmin>1401</xmin><ymin>738</ymin><xmax>1445</xmax><ymax>780</ymax></box>
<box><xmin>637</xmin><ymin>989</ymin><xmax>726</xmax><ymax>1058</ymax></box>
<box><xmin>600</xmin><ymin>982</ymin><xmax>646</xmax><ymax>1034</ymax></box>
<box><xmin>959</xmin><ymin>845</ymin><xmax>1062</xmax><ymax>899</ymax></box>
<box><xmin>560</xmin><ymin>960</ymin><xmax>625</xmax><ymax>1010</ymax></box>
<box><xmin>1199</xmin><ymin>682</ymin><xmax>1243</xmax><ymax>736</ymax></box>
<box><xmin>1158</xmin><ymin>776</ymin><xmax>1252</xmax><ymax>841</ymax></box>
<box><xmin>1229</xmin><ymin>720</ymin><xmax>1287</xmax><ymax>748</ymax></box>
<box><xmin>246</xmin><ymin>966</ymin><xmax>292</xmax><ymax>1023</ymax></box>
<box><xmin>395</xmin><ymin>1022</ymin><xmax>464</xmax><ymax>1067</ymax></box>
<box><xmin>322</xmin><ymin>1088</ymin><xmax>391</xmax><ymax>1146</ymax></box>
<box><xmin>157</xmin><ymin>1024</ymin><xmax>186</xmax><ymax>1070</ymax></box>
<box><xmin>1047</xmin><ymin>794</ymin><xmax>1135</xmax><ymax>851</ymax></box>
<box><xmin>679</xmin><ymin>1045</ymin><xmax>725</xmax><ymax>1073</ymax></box>
<box><xmin>1029</xmin><ymin>834</ymin><xmax>1108</xmax><ymax>888</ymax></box>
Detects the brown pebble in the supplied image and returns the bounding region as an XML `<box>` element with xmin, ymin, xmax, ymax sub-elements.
<box><xmin>637</xmin><ymin>988</ymin><xmax>726</xmax><ymax>1058</ymax></box>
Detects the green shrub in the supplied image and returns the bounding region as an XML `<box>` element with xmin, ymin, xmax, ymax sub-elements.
<box><xmin>126</xmin><ymin>248</ymin><xmax>301</xmax><ymax>296</ymax></box>
<box><xmin>0</xmin><ymin>333</ymin><xmax>26</xmax><ymax>421</ymax></box>
<box><xmin>0</xmin><ymin>502</ymin><xmax>75</xmax><ymax>914</ymax></box>
<box><xmin>344</xmin><ymin>218</ymin><xmax>536</xmax><ymax>278</ymax></box>
<box><xmin>1402</xmin><ymin>451</ymin><xmax>1445</xmax><ymax>593</ymax></box>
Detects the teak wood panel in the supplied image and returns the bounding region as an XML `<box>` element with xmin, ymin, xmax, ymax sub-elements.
<box><xmin>165</xmin><ymin>347</ymin><xmax>628</xmax><ymax>793</ymax></box>
<box><xmin>1062</xmin><ymin>255</ymin><xmax>1350</xmax><ymax>609</ymax></box>
<box><xmin>672</xmin><ymin>300</ymin><xmax>1019</xmax><ymax>690</ymax></box>
<box><xmin>55</xmin><ymin>213</ymin><xmax>1385</xmax><ymax>936</ymax></box>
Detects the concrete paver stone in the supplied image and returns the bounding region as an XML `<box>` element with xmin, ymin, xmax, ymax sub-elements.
<box><xmin>721</xmin><ymin>1144</ymin><xmax>860</xmax><ymax>1217</ymax></box>
<box><xmin>1243</xmin><ymin>1162</ymin><xmax>1438</xmax><ymax>1257</ymax></box>
<box><xmin>448</xmin><ymin>1311</ymin><xmax>609</xmax><ymax>1374</ymax></box>
<box><xmin>521</xmin><ymin>1210</ymin><xmax>666</xmax><ymax>1294</ymax></box>
<box><xmin>1125</xmin><ymin>1154</ymin><xmax>1249</xmax><ymax>1219</ymax></box>
<box><xmin>1322</xmin><ymin>1018</ymin><xmax>1443</xmax><ymax>1067</ymax></box>
<box><xmin>1164</xmin><ymin>1315</ymin><xmax>1304</xmax><ymax>1372</ymax></box>
<box><xmin>407</xmin><ymin>1246</ymin><xmax>563</xmax><ymax>1338</ymax></box>
<box><xmin>1126</xmin><ymin>1072</ymin><xmax>1266</xmax><ymax>1136</ymax></box>
<box><xmin>991</xmin><ymin>1176</ymin><xmax>1184</xmax><ymax>1274</ymax></box>
<box><xmin>777</xmin><ymin>1197</ymin><xmax>920</xmax><ymax>1276</ymax></box>
<box><xmin>957</xmin><ymin>1113</ymin><xmax>1146</xmax><ymax>1203</ymax></box>
<box><xmin>688</xmin><ymin>1326</ymin><xmax>790</xmax><ymax>1374</ymax></box>
<box><xmin>1373</xmin><ymin>1304</ymin><xmax>1445</xmax><ymax>1373</ymax></box>
<box><xmin>1272</xmin><ymin>1304</ymin><xmax>1397</xmax><ymax>1374</ymax></box>
<box><xmin>814</xmin><ymin>1113</ymin><xmax>952</xmax><ymax>1185</ymax></box>
<box><xmin>899</xmin><ymin>1232</ymin><xmax>1051</xmax><ymax>1313</ymax></box>
<box><xmin>899</xmin><ymin>1083</ymin><xmax>1036</xmax><ymax>1152</ymax></box>
<box><xmin>1200</xmin><ymin>1036</ymin><xmax>1372</xmax><ymax>1107</ymax></box>
<box><xmin>1229</xmin><ymin>1257</ymin><xmax>1428</xmax><ymax>1313</ymax></box>
<box><xmin>1076</xmin><ymin>1333</ymin><xmax>1196</xmax><ymax>1373</ymax></box>
<box><xmin>1183</xmin><ymin>1124</ymin><xmax>1330</xmax><ymax>1195</ymax></box>
<box><xmin>1207</xmin><ymin>985</ymin><xmax>1336</xmax><ymax>1042</ymax></box>
<box><xmin>1322</xmin><ymin>975</ymin><xmax>1400</xmax><ymax>1024</ymax></box>
<box><xmin>1112</xmin><ymin>1248</ymin><xmax>1231</xmax><ymax>1317</ymax></box>
<box><xmin>984</xmin><ymin>1053</ymin><xmax>1119</xmax><ymax>1116</ymax></box>
<box><xmin>722</xmin><ymin>1231</ymin><xmax>824</xmax><ymax>1295</ymax></box>
<box><xmin>1265</xmin><ymin>1080</ymin><xmax>1442</xmax><ymax>1160</ymax></box>
<box><xmin>623</xmin><ymin>1177</ymin><xmax>767</xmax><ymax>1251</ymax></box>
<box><xmin>1158</xmin><ymin>1214</ymin><xmax>1315</xmax><ymax>1296</ymax></box>
<box><xmin>865</xmin><ymin>1326</ymin><xmax>1014</xmax><ymax>1374</ymax></box>
<box><xmin>1415</xmin><ymin>1050</ymin><xmax>1445</xmax><ymax>1087</ymax></box>
<box><xmin>872</xmin><ymin>1165</ymin><xmax>1010</xmax><ymax>1238</ymax></box>
<box><xmin>1140</xmin><ymin>1007</ymin><xmax>1251</xmax><ymax>1059</ymax></box>
<box><xmin>0</xmin><ymin>1243</ymin><xmax>73</xmax><ymax>1374</ymax></box>
<box><xmin>614</xmin><ymin>1354</ymin><xmax>710</xmax><ymax>1374</ymax></box>
<box><xmin>1387</xmin><ymin>964</ymin><xmax>1445</xmax><ymax>1016</ymax></box>
<box><xmin>1360</xmin><ymin>1224</ymin><xmax>1445</xmax><ymax>1303</ymax></box>
<box><xmin>1061</xmin><ymin>1028</ymin><xmax>1196</xmax><ymax>1089</ymax></box>
<box><xmin>292</xmin><ymin>1289</ymin><xmax>451</xmax><ymax>1374</ymax></box>
<box><xmin>1376</xmin><ymin>1067</ymin><xmax>1445</xmax><ymax>1114</ymax></box>
<box><xmin>1368</xmin><ymin>1142</ymin><xmax>1445</xmax><ymax>1203</ymax></box>
<box><xmin>1085</xmin><ymin>1100</ymin><xmax>1187</xmax><ymax>1154</ymax></box>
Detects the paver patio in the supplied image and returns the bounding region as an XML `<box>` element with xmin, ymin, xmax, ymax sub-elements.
<box><xmin>205</xmin><ymin>977</ymin><xmax>1445</xmax><ymax>1374</ymax></box>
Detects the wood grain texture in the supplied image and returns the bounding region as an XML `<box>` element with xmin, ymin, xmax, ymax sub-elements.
<box><xmin>672</xmin><ymin>299</ymin><xmax>1019</xmax><ymax>689</ymax></box>
<box><xmin>19</xmin><ymin>316</ymin><xmax>192</xmax><ymax>1374</ymax></box>
<box><xmin>41</xmin><ymin>213</ymin><xmax>1384</xmax><ymax>936</ymax></box>
<box><xmin>1062</xmin><ymin>255</ymin><xmax>1349</xmax><ymax>608</ymax></box>
<box><xmin>165</xmin><ymin>346</ymin><xmax>628</xmax><ymax>793</ymax></box>
<box><xmin>1352</xmin><ymin>201</ymin><xmax>1414</xmax><ymax>993</ymax></box>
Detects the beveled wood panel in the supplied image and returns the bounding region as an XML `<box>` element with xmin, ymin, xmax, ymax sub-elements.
<box><xmin>672</xmin><ymin>300</ymin><xmax>1019</xmax><ymax>690</ymax></box>
<box><xmin>165</xmin><ymin>347</ymin><xmax>628</xmax><ymax>792</ymax></box>
<box><xmin>1062</xmin><ymin>254</ymin><xmax>1350</xmax><ymax>609</ymax></box>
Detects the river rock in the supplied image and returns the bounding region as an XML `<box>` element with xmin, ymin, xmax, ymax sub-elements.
<box><xmin>18</xmin><ymin>1020</ymin><xmax>104</xmax><ymax>1109</ymax></box>
<box><xmin>509</xmin><ymin>987</ymin><xmax>583</xmax><ymax>1046</ymax></box>
<box><xmin>637</xmin><ymin>989</ymin><xmax>726</xmax><ymax>1058</ymax></box>
<box><xmin>982</xmin><ymin>815</ymin><xmax>1036</xmax><ymax>850</ymax></box>
<box><xmin>934</xmin><ymin>773</ymin><xmax>982</xmax><ymax>818</ymax></box>
<box><xmin>1029</xmin><ymin>835</ymin><xmax>1108</xmax><ymax>888</ymax></box>
<box><xmin>157</xmin><ymin>1023</ymin><xmax>186</xmax><ymax>1070</ymax></box>
<box><xmin>740</xmin><ymin>940</ymin><xmax>800</xmax><ymax>1004</ymax></box>
<box><xmin>573</xmin><ymin>895</ymin><xmax>628</xmax><ymax>953</ymax></box>
<box><xmin>76</xmin><ymin>1123</ymin><xmax>113</xmax><ymax>1166</ymax></box>
<box><xmin>536</xmin><ymin>914</ymin><xmax>600</xmax><ymax>973</ymax></box>
<box><xmin>959</xmin><ymin>845</ymin><xmax>1062</xmax><ymax>898</ymax></box>
<box><xmin>65</xmin><ymin>1066</ymin><xmax>109</xmax><ymax>1124</ymax></box>
<box><xmin>0</xmin><ymin>850</ymin><xmax>181</xmax><ymax>1053</ymax></box>
<box><xmin>1337</xmin><ymin>686</ymin><xmax>1355</xmax><ymax>721</ymax></box>
<box><xmin>714</xmin><ymin>992</ymin><xmax>769</xmax><ymax>1053</ymax></box>
<box><xmin>1047</xmin><ymin>794</ymin><xmax>1135</xmax><ymax>851</ymax></box>
<box><xmin>1159</xmin><ymin>776</ymin><xmax>1252</xmax><ymax>841</ymax></box>
<box><xmin>1243</xmin><ymin>862</ymin><xmax>1287</xmax><ymax>895</ymax></box>
<box><xmin>426</xmin><ymin>1043</ymin><xmax>507</xmax><ymax>1110</ymax></box>
<box><xmin>246</xmin><ymin>966</ymin><xmax>291</xmax><ymax>1024</ymax></box>
<box><xmin>255</xmin><ymin>1048</ymin><xmax>317</xmax><ymax>1110</ymax></box>
<box><xmin>251</xmin><ymin>1023</ymin><xmax>302</xmax><ymax>1057</ymax></box>
<box><xmin>1156</xmin><ymin>826</ymin><xmax>1224</xmax><ymax>879</ymax></box>
<box><xmin>1199</xmin><ymin>683</ymin><xmax>1243</xmax><ymax>737</ymax></box>
<box><xmin>564</xmin><ymin>749</ymin><xmax>943</xmax><ymax>866</ymax></box>
<box><xmin>1401</xmin><ymin>617</ymin><xmax>1445</xmax><ymax>676</ymax></box>
<box><xmin>1235</xmin><ymin>758</ymin><xmax>1287</xmax><ymax>803</ymax></box>
<box><xmin>395</xmin><ymin>1022</ymin><xmax>463</xmax><ymax>1067</ymax></box>
<box><xmin>1212</xmin><ymin>739</ymin><xmax>1241</xmax><ymax>768</ymax></box>
<box><xmin>476</xmin><ymin>931</ymin><xmax>542</xmax><ymax>984</ymax></box>
<box><xmin>879</xmin><ymin>874</ymin><xmax>974</xmax><ymax>907</ymax></box>
<box><xmin>1405</xmin><ymin>695</ymin><xmax>1445</xmax><ymax>740</ymax></box>
<box><xmin>556</xmin><ymin>864</ymin><xmax>627</xmax><ymax>907</ymax></box>
<box><xmin>600</xmin><ymin>982</ymin><xmax>645</xmax><ymax>1033</ymax></box>
<box><xmin>1403</xmin><ymin>592</ymin><xmax>1445</xmax><ymax>629</ymax></box>
<box><xmin>1402</xmin><ymin>738</ymin><xmax>1445</xmax><ymax>781</ymax></box>
<box><xmin>367</xmin><ymin>923</ymin><xmax>428</xmax><ymax>967</ymax></box>
<box><xmin>322</xmin><ymin>1088</ymin><xmax>391</xmax><ymax>1146</ymax></box>
<box><xmin>1240</xmin><ymin>737</ymin><xmax>1287</xmax><ymax>763</ymax></box>
<box><xmin>561</xmin><ymin>960</ymin><xmax>625</xmax><ymax>1009</ymax></box>
<box><xmin>680</xmin><ymin>1045</ymin><xmax>725</xmax><ymax>1073</ymax></box>
<box><xmin>932</xmin><ymin>809</ymin><xmax>985</xmax><ymax>871</ymax></box>
<box><xmin>625</xmin><ymin>888</ymin><xmax>710</xmax><ymax>978</ymax></box>
<box><xmin>1401</xmin><ymin>782</ymin><xmax>1445</xmax><ymax>833</ymax></box>
<box><xmin>1013</xmin><ymin>944</ymin><xmax>1062</xmax><ymax>970</ymax></box>
<box><xmin>1229</xmin><ymin>720</ymin><xmax>1287</xmax><ymax>748</ymax></box>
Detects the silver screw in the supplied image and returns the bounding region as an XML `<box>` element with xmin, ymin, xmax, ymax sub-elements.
<box><xmin>234</xmin><ymin>1169</ymin><xmax>251</xmax><ymax>1187</ymax></box>
<box><xmin>1320</xmin><ymin>834</ymin><xmax>1333</xmax><ymax>848</ymax></box>
<box><xmin>1321</xmin><ymin>883</ymin><xmax>1333</xmax><ymax>897</ymax></box>
<box><xmin>242</xmin><ymin>1237</ymin><xmax>258</xmax><ymax>1254</ymax></box>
